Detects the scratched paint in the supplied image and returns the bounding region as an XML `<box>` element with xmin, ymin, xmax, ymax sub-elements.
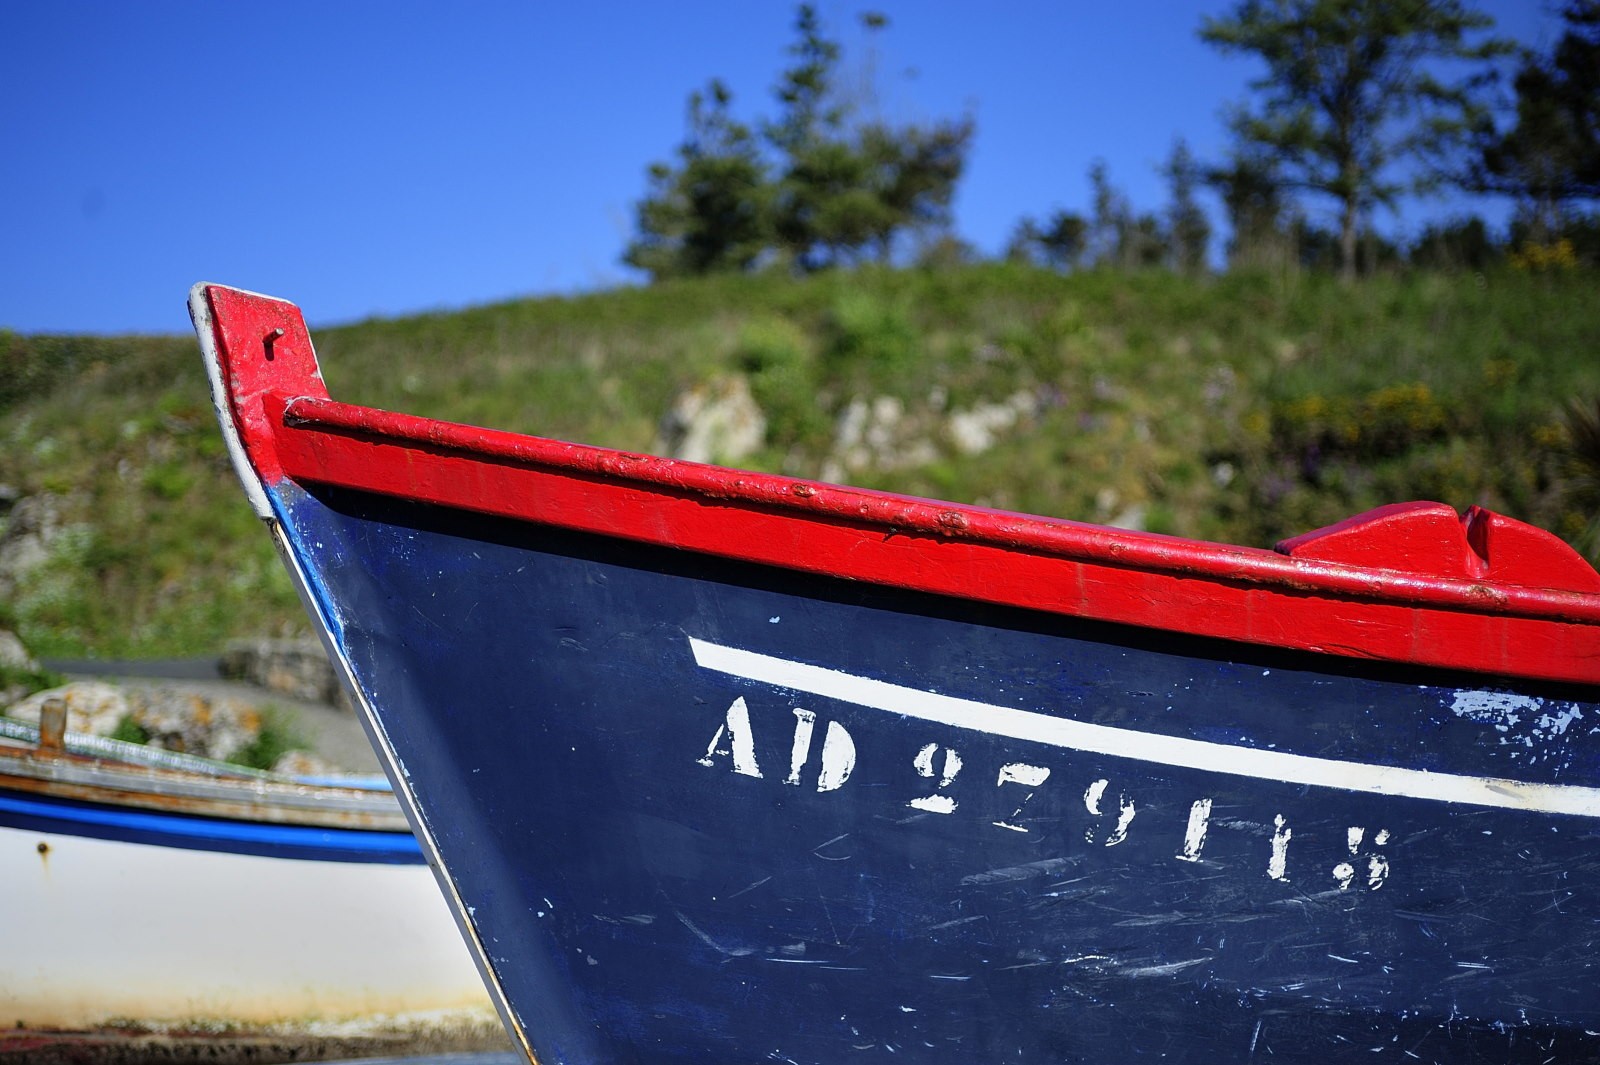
<box><xmin>1266</xmin><ymin>814</ymin><xmax>1292</xmax><ymax>880</ymax></box>
<box><xmin>908</xmin><ymin>742</ymin><xmax>962</xmax><ymax>813</ymax></box>
<box><xmin>268</xmin><ymin>483</ymin><xmax>1600</xmax><ymax>1064</ymax></box>
<box><xmin>714</xmin><ymin>700</ymin><xmax>1358</xmax><ymax>886</ymax></box>
<box><xmin>1176</xmin><ymin>798</ymin><xmax>1212</xmax><ymax>862</ymax></box>
<box><xmin>992</xmin><ymin>762</ymin><xmax>1049</xmax><ymax>832</ymax></box>
<box><xmin>696</xmin><ymin>697</ymin><xmax>761</xmax><ymax>778</ymax></box>
<box><xmin>697</xmin><ymin>689</ymin><xmax>1419</xmax><ymax>889</ymax></box>
<box><xmin>1448</xmin><ymin>689</ymin><xmax>1591</xmax><ymax>767</ymax></box>
<box><xmin>693</xmin><ymin>638</ymin><xmax>1600</xmax><ymax>816</ymax></box>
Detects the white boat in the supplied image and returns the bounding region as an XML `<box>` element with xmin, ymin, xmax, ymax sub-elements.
<box><xmin>0</xmin><ymin>705</ymin><xmax>506</xmax><ymax>1062</ymax></box>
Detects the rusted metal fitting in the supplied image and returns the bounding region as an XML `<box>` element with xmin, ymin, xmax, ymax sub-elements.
<box><xmin>37</xmin><ymin>697</ymin><xmax>66</xmax><ymax>755</ymax></box>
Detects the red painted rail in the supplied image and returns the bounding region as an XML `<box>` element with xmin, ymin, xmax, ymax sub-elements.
<box><xmin>198</xmin><ymin>284</ymin><xmax>1600</xmax><ymax>685</ymax></box>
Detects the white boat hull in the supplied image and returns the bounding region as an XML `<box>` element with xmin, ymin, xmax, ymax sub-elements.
<box><xmin>1</xmin><ymin>823</ymin><xmax>492</xmax><ymax>1030</ymax></box>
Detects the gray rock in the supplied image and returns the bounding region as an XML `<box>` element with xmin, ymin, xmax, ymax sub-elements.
<box><xmin>6</xmin><ymin>681</ymin><xmax>130</xmax><ymax>736</ymax></box>
<box><xmin>126</xmin><ymin>685</ymin><xmax>263</xmax><ymax>760</ymax></box>
<box><xmin>656</xmin><ymin>376</ymin><xmax>766</xmax><ymax>465</ymax></box>
<box><xmin>946</xmin><ymin>389</ymin><xmax>1039</xmax><ymax>456</ymax></box>
<box><xmin>4</xmin><ymin>681</ymin><xmax>270</xmax><ymax>761</ymax></box>
<box><xmin>0</xmin><ymin>628</ymin><xmax>38</xmax><ymax>673</ymax></box>
<box><xmin>272</xmin><ymin>749</ymin><xmax>343</xmax><ymax>778</ymax></box>
<box><xmin>822</xmin><ymin>395</ymin><xmax>937</xmax><ymax>482</ymax></box>
<box><xmin>0</xmin><ymin>494</ymin><xmax>65</xmax><ymax>600</ymax></box>
<box><xmin>221</xmin><ymin>637</ymin><xmax>348</xmax><ymax>709</ymax></box>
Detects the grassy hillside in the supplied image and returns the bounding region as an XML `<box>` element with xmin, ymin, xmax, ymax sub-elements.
<box><xmin>2</xmin><ymin>263</ymin><xmax>1597</xmax><ymax>659</ymax></box>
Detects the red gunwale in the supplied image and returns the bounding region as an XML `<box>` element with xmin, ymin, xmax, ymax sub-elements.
<box><xmin>197</xmin><ymin>284</ymin><xmax>1600</xmax><ymax>686</ymax></box>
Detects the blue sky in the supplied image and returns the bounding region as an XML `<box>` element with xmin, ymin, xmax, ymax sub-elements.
<box><xmin>0</xmin><ymin>1</ymin><xmax>1562</xmax><ymax>335</ymax></box>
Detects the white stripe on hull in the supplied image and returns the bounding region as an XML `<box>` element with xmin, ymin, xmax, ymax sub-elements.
<box><xmin>689</xmin><ymin>638</ymin><xmax>1600</xmax><ymax>817</ymax></box>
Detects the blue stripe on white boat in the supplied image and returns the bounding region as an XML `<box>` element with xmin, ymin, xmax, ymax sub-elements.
<box><xmin>689</xmin><ymin>637</ymin><xmax>1600</xmax><ymax>818</ymax></box>
<box><xmin>0</xmin><ymin>790</ymin><xmax>424</xmax><ymax>864</ymax></box>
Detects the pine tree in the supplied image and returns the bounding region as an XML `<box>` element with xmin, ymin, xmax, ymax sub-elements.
<box><xmin>1005</xmin><ymin>211</ymin><xmax>1088</xmax><ymax>270</ymax></box>
<box><xmin>1087</xmin><ymin>160</ymin><xmax>1131</xmax><ymax>267</ymax></box>
<box><xmin>1472</xmin><ymin>0</ymin><xmax>1600</xmax><ymax>237</ymax></box>
<box><xmin>1201</xmin><ymin>0</ymin><xmax>1511</xmax><ymax>280</ymax></box>
<box><xmin>1208</xmin><ymin>140</ymin><xmax>1295</xmax><ymax>270</ymax></box>
<box><xmin>1163</xmin><ymin>138</ymin><xmax>1213</xmax><ymax>273</ymax></box>
<box><xmin>767</xmin><ymin>6</ymin><xmax>972</xmax><ymax>270</ymax></box>
<box><xmin>625</xmin><ymin>5</ymin><xmax>972</xmax><ymax>278</ymax></box>
<box><xmin>624</xmin><ymin>81</ymin><xmax>771</xmax><ymax>280</ymax></box>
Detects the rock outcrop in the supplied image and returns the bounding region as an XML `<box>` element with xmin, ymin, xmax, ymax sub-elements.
<box><xmin>0</xmin><ymin>493</ymin><xmax>76</xmax><ymax>601</ymax></box>
<box><xmin>221</xmin><ymin>637</ymin><xmax>348</xmax><ymax>709</ymax></box>
<box><xmin>5</xmin><ymin>681</ymin><xmax>267</xmax><ymax>762</ymax></box>
<box><xmin>656</xmin><ymin>376</ymin><xmax>766</xmax><ymax>465</ymax></box>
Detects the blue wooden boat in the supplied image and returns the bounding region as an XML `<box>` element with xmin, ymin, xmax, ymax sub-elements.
<box><xmin>192</xmin><ymin>283</ymin><xmax>1600</xmax><ymax>1064</ymax></box>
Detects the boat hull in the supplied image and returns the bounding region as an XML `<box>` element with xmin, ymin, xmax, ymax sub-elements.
<box><xmin>0</xmin><ymin>754</ymin><xmax>503</xmax><ymax>1060</ymax></box>
<box><xmin>275</xmin><ymin>480</ymin><xmax>1600</xmax><ymax>1064</ymax></box>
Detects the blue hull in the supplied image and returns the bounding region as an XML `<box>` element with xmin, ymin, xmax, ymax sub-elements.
<box><xmin>278</xmin><ymin>481</ymin><xmax>1600</xmax><ymax>1064</ymax></box>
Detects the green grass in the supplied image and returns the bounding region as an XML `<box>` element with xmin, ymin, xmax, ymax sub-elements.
<box><xmin>0</xmin><ymin>661</ymin><xmax>66</xmax><ymax>698</ymax></box>
<box><xmin>2</xmin><ymin>264</ymin><xmax>1596</xmax><ymax>657</ymax></box>
<box><xmin>225</xmin><ymin>705</ymin><xmax>308</xmax><ymax>772</ymax></box>
<box><xmin>108</xmin><ymin>714</ymin><xmax>151</xmax><ymax>745</ymax></box>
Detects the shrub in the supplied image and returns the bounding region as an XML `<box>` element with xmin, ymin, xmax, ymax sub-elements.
<box><xmin>225</xmin><ymin>706</ymin><xmax>308</xmax><ymax>772</ymax></box>
<box><xmin>735</xmin><ymin>315</ymin><xmax>828</xmax><ymax>451</ymax></box>
<box><xmin>821</xmin><ymin>290</ymin><xmax>921</xmax><ymax>395</ymax></box>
